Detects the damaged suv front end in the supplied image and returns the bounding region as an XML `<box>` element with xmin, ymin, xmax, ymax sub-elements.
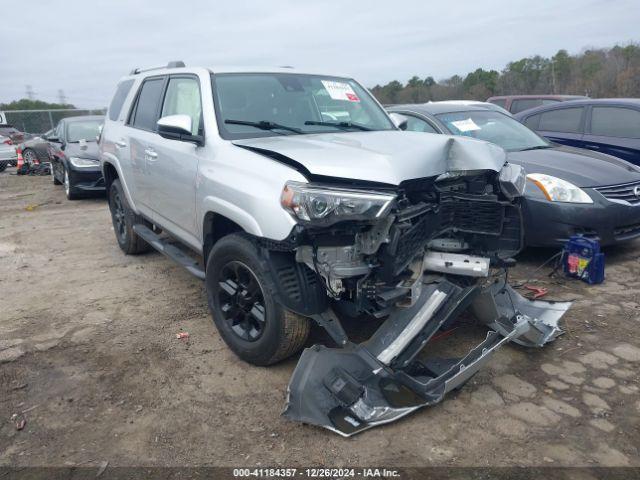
<box><xmin>262</xmin><ymin>141</ymin><xmax>569</xmax><ymax>436</ymax></box>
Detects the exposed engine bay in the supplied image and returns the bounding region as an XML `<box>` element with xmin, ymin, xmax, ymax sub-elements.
<box><xmin>260</xmin><ymin>165</ymin><xmax>570</xmax><ymax>436</ymax></box>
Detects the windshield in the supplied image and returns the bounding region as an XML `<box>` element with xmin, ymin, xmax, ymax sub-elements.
<box><xmin>436</xmin><ymin>111</ymin><xmax>549</xmax><ymax>152</ymax></box>
<box><xmin>66</xmin><ymin>120</ymin><xmax>103</xmax><ymax>142</ymax></box>
<box><xmin>212</xmin><ymin>73</ymin><xmax>395</xmax><ymax>139</ymax></box>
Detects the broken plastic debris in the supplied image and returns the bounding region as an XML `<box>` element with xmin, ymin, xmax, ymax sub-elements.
<box><xmin>11</xmin><ymin>413</ymin><xmax>26</xmax><ymax>430</ymax></box>
<box><xmin>175</xmin><ymin>332</ymin><xmax>189</xmax><ymax>339</ymax></box>
<box><xmin>524</xmin><ymin>285</ymin><xmax>549</xmax><ymax>299</ymax></box>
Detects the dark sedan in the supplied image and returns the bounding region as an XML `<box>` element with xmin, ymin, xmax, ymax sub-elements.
<box><xmin>388</xmin><ymin>102</ymin><xmax>640</xmax><ymax>247</ymax></box>
<box><xmin>48</xmin><ymin>115</ymin><xmax>105</xmax><ymax>200</ymax></box>
<box><xmin>515</xmin><ymin>99</ymin><xmax>640</xmax><ymax>167</ymax></box>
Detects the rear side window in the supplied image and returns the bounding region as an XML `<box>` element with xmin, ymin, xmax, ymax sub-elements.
<box><xmin>108</xmin><ymin>79</ymin><xmax>134</xmax><ymax>121</ymax></box>
<box><xmin>523</xmin><ymin>114</ymin><xmax>540</xmax><ymax>130</ymax></box>
<box><xmin>129</xmin><ymin>78</ymin><xmax>165</xmax><ymax>131</ymax></box>
<box><xmin>489</xmin><ymin>99</ymin><xmax>506</xmax><ymax>109</ymax></box>
<box><xmin>591</xmin><ymin>107</ymin><xmax>640</xmax><ymax>138</ymax></box>
<box><xmin>538</xmin><ymin>107</ymin><xmax>583</xmax><ymax>133</ymax></box>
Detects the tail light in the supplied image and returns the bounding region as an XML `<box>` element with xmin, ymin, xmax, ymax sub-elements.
<box><xmin>2</xmin><ymin>138</ymin><xmax>12</xmax><ymax>145</ymax></box>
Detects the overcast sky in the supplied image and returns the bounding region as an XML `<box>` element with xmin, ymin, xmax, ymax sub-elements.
<box><xmin>1</xmin><ymin>0</ymin><xmax>638</xmax><ymax>108</ymax></box>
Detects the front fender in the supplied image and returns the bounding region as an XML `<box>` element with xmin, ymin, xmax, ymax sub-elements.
<box><xmin>200</xmin><ymin>195</ymin><xmax>264</xmax><ymax>237</ymax></box>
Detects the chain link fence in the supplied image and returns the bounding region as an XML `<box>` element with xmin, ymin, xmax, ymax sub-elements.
<box><xmin>3</xmin><ymin>109</ymin><xmax>106</xmax><ymax>134</ymax></box>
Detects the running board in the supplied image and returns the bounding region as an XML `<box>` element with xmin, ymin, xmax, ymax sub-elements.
<box><xmin>132</xmin><ymin>224</ymin><xmax>205</xmax><ymax>280</ymax></box>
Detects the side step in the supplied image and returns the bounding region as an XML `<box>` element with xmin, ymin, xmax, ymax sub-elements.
<box><xmin>132</xmin><ymin>224</ymin><xmax>205</xmax><ymax>280</ymax></box>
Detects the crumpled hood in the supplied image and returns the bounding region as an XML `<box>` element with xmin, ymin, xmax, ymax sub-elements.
<box><xmin>64</xmin><ymin>141</ymin><xmax>99</xmax><ymax>160</ymax></box>
<box><xmin>508</xmin><ymin>145</ymin><xmax>640</xmax><ymax>188</ymax></box>
<box><xmin>233</xmin><ymin>131</ymin><xmax>506</xmax><ymax>185</ymax></box>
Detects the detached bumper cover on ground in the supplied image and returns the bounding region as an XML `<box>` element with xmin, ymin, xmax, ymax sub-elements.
<box><xmin>283</xmin><ymin>278</ymin><xmax>571</xmax><ymax>436</ymax></box>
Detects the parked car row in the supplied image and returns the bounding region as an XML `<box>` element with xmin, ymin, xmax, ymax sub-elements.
<box><xmin>1</xmin><ymin>115</ymin><xmax>106</xmax><ymax>199</ymax></box>
<box><xmin>515</xmin><ymin>98</ymin><xmax>640</xmax><ymax>166</ymax></box>
<box><xmin>388</xmin><ymin>102</ymin><xmax>640</xmax><ymax>247</ymax></box>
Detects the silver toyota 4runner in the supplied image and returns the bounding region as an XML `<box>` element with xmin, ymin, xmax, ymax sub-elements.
<box><xmin>100</xmin><ymin>62</ymin><xmax>571</xmax><ymax>436</ymax></box>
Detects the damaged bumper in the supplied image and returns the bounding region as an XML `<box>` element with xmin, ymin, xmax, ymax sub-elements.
<box><xmin>283</xmin><ymin>278</ymin><xmax>570</xmax><ymax>436</ymax></box>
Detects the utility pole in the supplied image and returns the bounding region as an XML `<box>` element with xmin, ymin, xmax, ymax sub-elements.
<box><xmin>57</xmin><ymin>89</ymin><xmax>67</xmax><ymax>105</ymax></box>
<box><xmin>25</xmin><ymin>85</ymin><xmax>35</xmax><ymax>100</ymax></box>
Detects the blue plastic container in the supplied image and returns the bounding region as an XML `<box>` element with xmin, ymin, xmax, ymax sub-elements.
<box><xmin>562</xmin><ymin>235</ymin><xmax>605</xmax><ymax>285</ymax></box>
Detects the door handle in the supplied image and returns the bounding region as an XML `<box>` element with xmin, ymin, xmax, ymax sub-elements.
<box><xmin>144</xmin><ymin>148</ymin><xmax>158</xmax><ymax>160</ymax></box>
<box><xmin>115</xmin><ymin>140</ymin><xmax>127</xmax><ymax>148</ymax></box>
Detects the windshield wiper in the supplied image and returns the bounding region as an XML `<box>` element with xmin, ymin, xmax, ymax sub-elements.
<box><xmin>304</xmin><ymin>120</ymin><xmax>372</xmax><ymax>131</ymax></box>
<box><xmin>518</xmin><ymin>145</ymin><xmax>552</xmax><ymax>151</ymax></box>
<box><xmin>224</xmin><ymin>119</ymin><xmax>302</xmax><ymax>134</ymax></box>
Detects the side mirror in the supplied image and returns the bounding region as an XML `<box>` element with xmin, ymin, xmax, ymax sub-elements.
<box><xmin>158</xmin><ymin>114</ymin><xmax>192</xmax><ymax>136</ymax></box>
<box><xmin>389</xmin><ymin>113</ymin><xmax>409</xmax><ymax>131</ymax></box>
<box><xmin>157</xmin><ymin>114</ymin><xmax>203</xmax><ymax>146</ymax></box>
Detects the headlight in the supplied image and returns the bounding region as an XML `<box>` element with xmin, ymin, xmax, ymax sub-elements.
<box><xmin>281</xmin><ymin>181</ymin><xmax>396</xmax><ymax>225</ymax></box>
<box><xmin>527</xmin><ymin>173</ymin><xmax>593</xmax><ymax>204</ymax></box>
<box><xmin>69</xmin><ymin>157</ymin><xmax>100</xmax><ymax>168</ymax></box>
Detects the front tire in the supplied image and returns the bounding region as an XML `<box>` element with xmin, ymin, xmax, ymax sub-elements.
<box><xmin>51</xmin><ymin>160</ymin><xmax>62</xmax><ymax>184</ymax></box>
<box><xmin>64</xmin><ymin>167</ymin><xmax>80</xmax><ymax>200</ymax></box>
<box><xmin>108</xmin><ymin>178</ymin><xmax>151</xmax><ymax>254</ymax></box>
<box><xmin>206</xmin><ymin>233</ymin><xmax>310</xmax><ymax>366</ymax></box>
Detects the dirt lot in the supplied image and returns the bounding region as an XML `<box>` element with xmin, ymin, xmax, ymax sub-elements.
<box><xmin>1</xmin><ymin>169</ymin><xmax>639</xmax><ymax>468</ymax></box>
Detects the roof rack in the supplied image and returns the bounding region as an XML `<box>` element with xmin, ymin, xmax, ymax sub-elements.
<box><xmin>130</xmin><ymin>61</ymin><xmax>186</xmax><ymax>75</ymax></box>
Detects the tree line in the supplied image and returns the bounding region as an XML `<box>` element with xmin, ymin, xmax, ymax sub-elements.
<box><xmin>0</xmin><ymin>99</ymin><xmax>77</xmax><ymax>111</ymax></box>
<box><xmin>371</xmin><ymin>43</ymin><xmax>640</xmax><ymax>104</ymax></box>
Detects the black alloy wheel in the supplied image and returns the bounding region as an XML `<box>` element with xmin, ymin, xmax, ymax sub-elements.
<box><xmin>218</xmin><ymin>260</ymin><xmax>267</xmax><ymax>342</ymax></box>
<box><xmin>111</xmin><ymin>187</ymin><xmax>127</xmax><ymax>243</ymax></box>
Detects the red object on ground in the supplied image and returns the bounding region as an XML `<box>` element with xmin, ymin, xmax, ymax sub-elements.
<box><xmin>175</xmin><ymin>332</ymin><xmax>189</xmax><ymax>339</ymax></box>
<box><xmin>15</xmin><ymin>147</ymin><xmax>23</xmax><ymax>170</ymax></box>
<box><xmin>523</xmin><ymin>285</ymin><xmax>548</xmax><ymax>299</ymax></box>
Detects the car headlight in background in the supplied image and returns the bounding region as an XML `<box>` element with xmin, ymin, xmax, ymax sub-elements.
<box><xmin>69</xmin><ymin>157</ymin><xmax>100</xmax><ymax>168</ymax></box>
<box><xmin>281</xmin><ymin>181</ymin><xmax>396</xmax><ymax>224</ymax></box>
<box><xmin>527</xmin><ymin>173</ymin><xmax>593</xmax><ymax>204</ymax></box>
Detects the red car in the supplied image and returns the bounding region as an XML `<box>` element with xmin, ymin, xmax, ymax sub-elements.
<box><xmin>486</xmin><ymin>94</ymin><xmax>588</xmax><ymax>114</ymax></box>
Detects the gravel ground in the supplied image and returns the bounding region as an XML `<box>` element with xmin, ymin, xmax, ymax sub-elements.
<box><xmin>1</xmin><ymin>169</ymin><xmax>639</xmax><ymax>468</ymax></box>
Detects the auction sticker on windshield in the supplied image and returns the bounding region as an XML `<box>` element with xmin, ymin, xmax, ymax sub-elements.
<box><xmin>450</xmin><ymin>118</ymin><xmax>481</xmax><ymax>132</ymax></box>
<box><xmin>321</xmin><ymin>80</ymin><xmax>360</xmax><ymax>102</ymax></box>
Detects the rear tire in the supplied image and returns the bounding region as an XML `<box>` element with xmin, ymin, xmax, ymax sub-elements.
<box><xmin>108</xmin><ymin>178</ymin><xmax>151</xmax><ymax>254</ymax></box>
<box><xmin>206</xmin><ymin>233</ymin><xmax>310</xmax><ymax>366</ymax></box>
<box><xmin>23</xmin><ymin>148</ymin><xmax>38</xmax><ymax>166</ymax></box>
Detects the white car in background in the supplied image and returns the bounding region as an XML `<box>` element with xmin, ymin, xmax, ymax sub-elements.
<box><xmin>0</xmin><ymin>135</ymin><xmax>17</xmax><ymax>172</ymax></box>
